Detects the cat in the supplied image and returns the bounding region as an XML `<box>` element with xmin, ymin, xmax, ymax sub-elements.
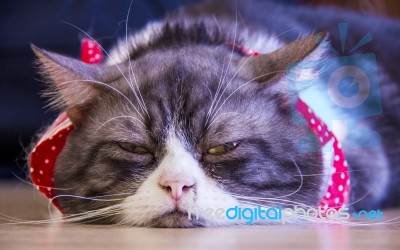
<box><xmin>30</xmin><ymin>0</ymin><xmax>400</xmax><ymax>227</ymax></box>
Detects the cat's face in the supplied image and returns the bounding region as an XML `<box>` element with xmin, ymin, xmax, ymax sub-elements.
<box><xmin>33</xmin><ymin>34</ymin><xmax>325</xmax><ymax>227</ymax></box>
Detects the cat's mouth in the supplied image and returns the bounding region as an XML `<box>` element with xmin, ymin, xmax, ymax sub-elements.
<box><xmin>149</xmin><ymin>209</ymin><xmax>207</xmax><ymax>228</ymax></box>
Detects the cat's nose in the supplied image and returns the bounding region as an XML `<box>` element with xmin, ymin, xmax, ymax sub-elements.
<box><xmin>159</xmin><ymin>179</ymin><xmax>195</xmax><ymax>201</ymax></box>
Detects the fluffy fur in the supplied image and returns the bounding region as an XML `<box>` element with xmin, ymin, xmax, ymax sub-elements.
<box><xmin>31</xmin><ymin>0</ymin><xmax>400</xmax><ymax>227</ymax></box>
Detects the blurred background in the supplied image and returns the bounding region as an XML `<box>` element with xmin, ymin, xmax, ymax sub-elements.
<box><xmin>0</xmin><ymin>0</ymin><xmax>399</xmax><ymax>180</ymax></box>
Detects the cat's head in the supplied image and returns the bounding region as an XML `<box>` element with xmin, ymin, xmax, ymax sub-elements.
<box><xmin>32</xmin><ymin>32</ymin><xmax>326</xmax><ymax>227</ymax></box>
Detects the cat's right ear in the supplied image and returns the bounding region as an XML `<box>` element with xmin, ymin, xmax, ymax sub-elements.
<box><xmin>32</xmin><ymin>44</ymin><xmax>106</xmax><ymax>125</ymax></box>
<box><xmin>239</xmin><ymin>32</ymin><xmax>327</xmax><ymax>84</ymax></box>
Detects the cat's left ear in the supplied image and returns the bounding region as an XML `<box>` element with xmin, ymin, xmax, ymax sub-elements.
<box><xmin>32</xmin><ymin>45</ymin><xmax>112</xmax><ymax>125</ymax></box>
<box><xmin>240</xmin><ymin>32</ymin><xmax>327</xmax><ymax>84</ymax></box>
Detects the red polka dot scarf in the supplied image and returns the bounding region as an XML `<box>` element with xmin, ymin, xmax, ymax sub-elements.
<box><xmin>29</xmin><ymin>39</ymin><xmax>102</xmax><ymax>211</ymax></box>
<box><xmin>29</xmin><ymin>40</ymin><xmax>350</xmax><ymax>213</ymax></box>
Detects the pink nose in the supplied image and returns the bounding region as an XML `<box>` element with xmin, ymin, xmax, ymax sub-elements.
<box><xmin>159</xmin><ymin>179</ymin><xmax>195</xmax><ymax>201</ymax></box>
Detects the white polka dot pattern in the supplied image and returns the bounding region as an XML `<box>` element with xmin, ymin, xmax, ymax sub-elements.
<box><xmin>81</xmin><ymin>38</ymin><xmax>103</xmax><ymax>64</ymax></box>
<box><xmin>296</xmin><ymin>99</ymin><xmax>350</xmax><ymax>211</ymax></box>
<box><xmin>29</xmin><ymin>112</ymin><xmax>74</xmax><ymax>211</ymax></box>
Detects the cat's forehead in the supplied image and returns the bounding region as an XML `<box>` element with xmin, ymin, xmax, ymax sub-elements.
<box><xmin>91</xmin><ymin>46</ymin><xmax>276</xmax><ymax>143</ymax></box>
<box><xmin>132</xmin><ymin>46</ymin><xmax>238</xmax><ymax>77</ymax></box>
<box><xmin>109</xmin><ymin>47</ymin><xmax>251</xmax><ymax>107</ymax></box>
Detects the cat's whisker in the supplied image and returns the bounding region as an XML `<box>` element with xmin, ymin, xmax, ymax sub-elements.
<box><xmin>61</xmin><ymin>21</ymin><xmax>130</xmax><ymax>80</ymax></box>
<box><xmin>47</xmin><ymin>194</ymin><xmax>124</xmax><ymax>220</ymax></box>
<box><xmin>344</xmin><ymin>180</ymin><xmax>374</xmax><ymax>208</ymax></box>
<box><xmin>294</xmin><ymin>168</ymin><xmax>371</xmax><ymax>177</ymax></box>
<box><xmin>124</xmin><ymin>0</ymin><xmax>150</xmax><ymax>119</ymax></box>
<box><xmin>234</xmin><ymin>190</ymin><xmax>383</xmax><ymax>225</ymax></box>
<box><xmin>235</xmin><ymin>200</ymin><xmax>400</xmax><ymax>226</ymax></box>
<box><xmin>0</xmin><ymin>204</ymin><xmax>121</xmax><ymax>226</ymax></box>
<box><xmin>61</xmin><ymin>21</ymin><xmax>147</xmax><ymax>119</ymax></box>
<box><xmin>0</xmin><ymin>212</ymin><xmax>46</xmax><ymax>224</ymax></box>
<box><xmin>238</xmin><ymin>199</ymin><xmax>296</xmax><ymax>208</ymax></box>
<box><xmin>131</xmin><ymin>71</ymin><xmax>150</xmax><ymax>119</ymax></box>
<box><xmin>235</xmin><ymin>196</ymin><xmax>305</xmax><ymax>206</ymax></box>
<box><xmin>61</xmin><ymin>209</ymin><xmax>121</xmax><ymax>224</ymax></box>
<box><xmin>210</xmin><ymin>69</ymin><xmax>287</xmax><ymax>121</ymax></box>
<box><xmin>224</xmin><ymin>152</ymin><xmax>310</xmax><ymax>202</ymax></box>
<box><xmin>205</xmin><ymin>55</ymin><xmax>224</xmax><ymax>122</ymax></box>
<box><xmin>12</xmin><ymin>172</ymin><xmax>72</xmax><ymax>191</ymax></box>
<box><xmin>205</xmin><ymin>1</ymin><xmax>239</xmax><ymax>127</ymax></box>
<box><xmin>271</xmin><ymin>27</ymin><xmax>300</xmax><ymax>41</ymax></box>
<box><xmin>273</xmin><ymin>153</ymin><xmax>305</xmax><ymax>199</ymax></box>
<box><xmin>51</xmin><ymin>193</ymin><xmax>131</xmax><ymax>202</ymax></box>
<box><xmin>117</xmin><ymin>213</ymin><xmax>134</xmax><ymax>226</ymax></box>
<box><xmin>235</xmin><ymin>199</ymin><xmax>344</xmax><ymax>225</ymax></box>
<box><xmin>206</xmin><ymin>112</ymin><xmax>252</xmax><ymax>130</ymax></box>
<box><xmin>51</xmin><ymin>79</ymin><xmax>144</xmax><ymax>120</ymax></box>
<box><xmin>0</xmin><ymin>198</ymin><xmax>113</xmax><ymax>225</ymax></box>
<box><xmin>59</xmin><ymin>203</ymin><xmax>121</xmax><ymax>220</ymax></box>
<box><xmin>96</xmin><ymin>115</ymin><xmax>146</xmax><ymax>131</ymax></box>
<box><xmin>208</xmin><ymin>47</ymin><xmax>256</xmax><ymax>126</ymax></box>
<box><xmin>233</xmin><ymin>201</ymin><xmax>337</xmax><ymax>225</ymax></box>
<box><xmin>232</xmin><ymin>175</ymin><xmax>376</xmax><ymax>213</ymax></box>
<box><xmin>231</xmin><ymin>192</ymin><xmax>317</xmax><ymax>207</ymax></box>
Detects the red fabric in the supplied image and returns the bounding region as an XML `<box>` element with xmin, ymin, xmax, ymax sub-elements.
<box><xmin>81</xmin><ymin>38</ymin><xmax>103</xmax><ymax>64</ymax></box>
<box><xmin>29</xmin><ymin>39</ymin><xmax>103</xmax><ymax>211</ymax></box>
<box><xmin>29</xmin><ymin>113</ymin><xmax>73</xmax><ymax>211</ymax></box>
<box><xmin>29</xmin><ymin>40</ymin><xmax>350</xmax><ymax>213</ymax></box>
<box><xmin>296</xmin><ymin>99</ymin><xmax>350</xmax><ymax>210</ymax></box>
<box><xmin>229</xmin><ymin>43</ymin><xmax>261</xmax><ymax>56</ymax></box>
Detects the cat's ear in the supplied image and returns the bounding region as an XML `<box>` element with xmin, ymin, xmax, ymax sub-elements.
<box><xmin>32</xmin><ymin>44</ymin><xmax>107</xmax><ymax>125</ymax></box>
<box><xmin>240</xmin><ymin>32</ymin><xmax>327</xmax><ymax>83</ymax></box>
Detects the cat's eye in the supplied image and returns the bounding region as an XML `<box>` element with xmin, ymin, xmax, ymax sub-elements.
<box><xmin>118</xmin><ymin>142</ymin><xmax>150</xmax><ymax>154</ymax></box>
<box><xmin>208</xmin><ymin>142</ymin><xmax>240</xmax><ymax>155</ymax></box>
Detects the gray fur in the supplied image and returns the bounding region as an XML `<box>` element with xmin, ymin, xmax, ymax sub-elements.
<box><xmin>31</xmin><ymin>0</ymin><xmax>400</xmax><ymax>226</ymax></box>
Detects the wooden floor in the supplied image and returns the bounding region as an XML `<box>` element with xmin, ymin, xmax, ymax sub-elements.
<box><xmin>1</xmin><ymin>181</ymin><xmax>400</xmax><ymax>250</ymax></box>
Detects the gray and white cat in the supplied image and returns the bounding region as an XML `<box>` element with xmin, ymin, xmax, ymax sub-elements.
<box><xmin>31</xmin><ymin>0</ymin><xmax>400</xmax><ymax>227</ymax></box>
